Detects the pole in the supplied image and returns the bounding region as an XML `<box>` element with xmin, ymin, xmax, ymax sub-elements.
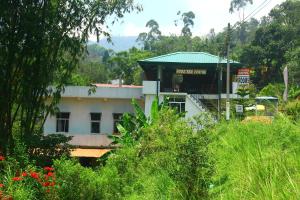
<box><xmin>226</xmin><ymin>23</ymin><xmax>231</xmax><ymax>121</ymax></box>
<box><xmin>217</xmin><ymin>55</ymin><xmax>222</xmax><ymax>121</ymax></box>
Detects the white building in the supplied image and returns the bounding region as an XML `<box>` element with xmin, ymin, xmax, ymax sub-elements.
<box><xmin>44</xmin><ymin>84</ymin><xmax>144</xmax><ymax>148</ymax></box>
<box><xmin>44</xmin><ymin>52</ymin><xmax>244</xmax><ymax>153</ymax></box>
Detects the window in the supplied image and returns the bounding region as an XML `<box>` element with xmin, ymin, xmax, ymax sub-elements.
<box><xmin>113</xmin><ymin>113</ymin><xmax>123</xmax><ymax>134</ymax></box>
<box><xmin>168</xmin><ymin>97</ymin><xmax>186</xmax><ymax>113</ymax></box>
<box><xmin>56</xmin><ymin>112</ymin><xmax>70</xmax><ymax>132</ymax></box>
<box><xmin>90</xmin><ymin>113</ymin><xmax>101</xmax><ymax>134</ymax></box>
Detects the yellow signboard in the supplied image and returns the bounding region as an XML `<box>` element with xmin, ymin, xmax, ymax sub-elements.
<box><xmin>176</xmin><ymin>69</ymin><xmax>207</xmax><ymax>75</ymax></box>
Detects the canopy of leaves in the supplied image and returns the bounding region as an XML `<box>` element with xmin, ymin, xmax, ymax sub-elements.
<box><xmin>0</xmin><ymin>0</ymin><xmax>140</xmax><ymax>155</ymax></box>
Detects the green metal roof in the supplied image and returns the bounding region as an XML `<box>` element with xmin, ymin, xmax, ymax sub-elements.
<box><xmin>138</xmin><ymin>52</ymin><xmax>241</xmax><ymax>67</ymax></box>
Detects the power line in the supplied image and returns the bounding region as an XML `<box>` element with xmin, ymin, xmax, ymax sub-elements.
<box><xmin>232</xmin><ymin>0</ymin><xmax>272</xmax><ymax>30</ymax></box>
<box><xmin>243</xmin><ymin>0</ymin><xmax>272</xmax><ymax>23</ymax></box>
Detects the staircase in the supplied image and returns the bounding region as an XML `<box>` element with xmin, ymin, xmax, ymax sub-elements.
<box><xmin>187</xmin><ymin>94</ymin><xmax>208</xmax><ymax>112</ymax></box>
<box><xmin>187</xmin><ymin>94</ymin><xmax>218</xmax><ymax>113</ymax></box>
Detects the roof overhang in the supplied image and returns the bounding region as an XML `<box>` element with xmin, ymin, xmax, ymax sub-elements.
<box><xmin>70</xmin><ymin>148</ymin><xmax>111</xmax><ymax>158</ymax></box>
<box><xmin>138</xmin><ymin>52</ymin><xmax>243</xmax><ymax>71</ymax></box>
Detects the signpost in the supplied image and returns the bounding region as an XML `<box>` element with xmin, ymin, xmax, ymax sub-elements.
<box><xmin>237</xmin><ymin>68</ymin><xmax>250</xmax><ymax>84</ymax></box>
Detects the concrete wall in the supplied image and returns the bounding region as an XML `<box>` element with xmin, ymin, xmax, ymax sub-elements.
<box><xmin>45</xmin><ymin>98</ymin><xmax>144</xmax><ymax>134</ymax></box>
<box><xmin>44</xmin><ymin>97</ymin><xmax>144</xmax><ymax>146</ymax></box>
<box><xmin>58</xmin><ymin>86</ymin><xmax>143</xmax><ymax>99</ymax></box>
<box><xmin>185</xmin><ymin>95</ymin><xmax>204</xmax><ymax>118</ymax></box>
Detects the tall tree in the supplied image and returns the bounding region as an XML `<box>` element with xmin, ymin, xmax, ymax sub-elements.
<box><xmin>137</xmin><ymin>19</ymin><xmax>161</xmax><ymax>50</ymax></box>
<box><xmin>178</xmin><ymin>11</ymin><xmax>195</xmax><ymax>37</ymax></box>
<box><xmin>229</xmin><ymin>0</ymin><xmax>253</xmax><ymax>20</ymax></box>
<box><xmin>0</xmin><ymin>0</ymin><xmax>140</xmax><ymax>155</ymax></box>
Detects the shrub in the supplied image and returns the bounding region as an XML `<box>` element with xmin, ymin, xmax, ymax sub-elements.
<box><xmin>26</xmin><ymin>134</ymin><xmax>73</xmax><ymax>166</ymax></box>
<box><xmin>53</xmin><ymin>158</ymin><xmax>102</xmax><ymax>200</ymax></box>
<box><xmin>285</xmin><ymin>100</ymin><xmax>300</xmax><ymax>121</ymax></box>
<box><xmin>98</xmin><ymin>109</ymin><xmax>214</xmax><ymax>199</ymax></box>
<box><xmin>210</xmin><ymin>115</ymin><xmax>300</xmax><ymax>199</ymax></box>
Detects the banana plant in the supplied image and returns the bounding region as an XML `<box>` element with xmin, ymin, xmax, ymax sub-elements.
<box><xmin>109</xmin><ymin>97</ymin><xmax>160</xmax><ymax>146</ymax></box>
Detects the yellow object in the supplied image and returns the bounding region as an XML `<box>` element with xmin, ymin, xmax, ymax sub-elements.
<box><xmin>256</xmin><ymin>104</ymin><xmax>265</xmax><ymax>111</ymax></box>
<box><xmin>70</xmin><ymin>148</ymin><xmax>111</xmax><ymax>158</ymax></box>
<box><xmin>242</xmin><ymin>116</ymin><xmax>272</xmax><ymax>124</ymax></box>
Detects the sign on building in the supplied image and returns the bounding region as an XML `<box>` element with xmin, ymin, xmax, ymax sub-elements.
<box><xmin>237</xmin><ymin>68</ymin><xmax>250</xmax><ymax>84</ymax></box>
<box><xmin>176</xmin><ymin>69</ymin><xmax>207</xmax><ymax>75</ymax></box>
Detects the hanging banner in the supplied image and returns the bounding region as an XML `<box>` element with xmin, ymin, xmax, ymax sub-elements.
<box><xmin>176</xmin><ymin>69</ymin><xmax>207</xmax><ymax>75</ymax></box>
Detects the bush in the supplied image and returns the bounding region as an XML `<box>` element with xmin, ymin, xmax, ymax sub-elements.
<box><xmin>53</xmin><ymin>158</ymin><xmax>102</xmax><ymax>200</ymax></box>
<box><xmin>285</xmin><ymin>100</ymin><xmax>300</xmax><ymax>121</ymax></box>
<box><xmin>26</xmin><ymin>134</ymin><xmax>73</xmax><ymax>166</ymax></box>
<box><xmin>98</xmin><ymin>109</ymin><xmax>214</xmax><ymax>199</ymax></box>
<box><xmin>210</xmin><ymin>115</ymin><xmax>300</xmax><ymax>199</ymax></box>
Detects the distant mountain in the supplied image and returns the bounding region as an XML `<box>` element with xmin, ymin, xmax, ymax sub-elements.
<box><xmin>88</xmin><ymin>36</ymin><xmax>141</xmax><ymax>52</ymax></box>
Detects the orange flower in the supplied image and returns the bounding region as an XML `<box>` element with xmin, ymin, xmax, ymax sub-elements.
<box><xmin>0</xmin><ymin>183</ymin><xmax>4</xmax><ymax>188</ymax></box>
<box><xmin>12</xmin><ymin>177</ymin><xmax>22</xmax><ymax>181</ymax></box>
<box><xmin>49</xmin><ymin>181</ymin><xmax>55</xmax><ymax>186</ymax></box>
<box><xmin>0</xmin><ymin>156</ymin><xmax>4</xmax><ymax>161</ymax></box>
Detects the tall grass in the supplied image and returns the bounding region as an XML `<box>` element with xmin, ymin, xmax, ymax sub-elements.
<box><xmin>210</xmin><ymin>115</ymin><xmax>300</xmax><ymax>200</ymax></box>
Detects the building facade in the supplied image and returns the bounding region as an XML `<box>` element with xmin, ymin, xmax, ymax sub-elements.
<box><xmin>43</xmin><ymin>85</ymin><xmax>144</xmax><ymax>147</ymax></box>
<box><xmin>44</xmin><ymin>52</ymin><xmax>244</xmax><ymax>149</ymax></box>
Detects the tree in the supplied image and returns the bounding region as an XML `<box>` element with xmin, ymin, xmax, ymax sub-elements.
<box><xmin>137</xmin><ymin>19</ymin><xmax>161</xmax><ymax>50</ymax></box>
<box><xmin>108</xmin><ymin>47</ymin><xmax>153</xmax><ymax>85</ymax></box>
<box><xmin>239</xmin><ymin>0</ymin><xmax>300</xmax><ymax>86</ymax></box>
<box><xmin>0</xmin><ymin>0</ymin><xmax>141</xmax><ymax>155</ymax></box>
<box><xmin>229</xmin><ymin>0</ymin><xmax>253</xmax><ymax>20</ymax></box>
<box><xmin>176</xmin><ymin>11</ymin><xmax>195</xmax><ymax>37</ymax></box>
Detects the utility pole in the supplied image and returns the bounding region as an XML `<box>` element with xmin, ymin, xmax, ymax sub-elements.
<box><xmin>226</xmin><ymin>23</ymin><xmax>231</xmax><ymax>121</ymax></box>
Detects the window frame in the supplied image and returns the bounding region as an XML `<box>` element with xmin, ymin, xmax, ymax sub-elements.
<box><xmin>56</xmin><ymin>112</ymin><xmax>70</xmax><ymax>133</ymax></box>
<box><xmin>168</xmin><ymin>96</ymin><xmax>186</xmax><ymax>113</ymax></box>
<box><xmin>90</xmin><ymin>112</ymin><xmax>102</xmax><ymax>134</ymax></box>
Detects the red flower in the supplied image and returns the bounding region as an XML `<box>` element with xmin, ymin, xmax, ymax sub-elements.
<box><xmin>30</xmin><ymin>172</ymin><xmax>39</xmax><ymax>179</ymax></box>
<box><xmin>21</xmin><ymin>172</ymin><xmax>27</xmax><ymax>177</ymax></box>
<box><xmin>44</xmin><ymin>166</ymin><xmax>54</xmax><ymax>171</ymax></box>
<box><xmin>47</xmin><ymin>172</ymin><xmax>54</xmax><ymax>177</ymax></box>
<box><xmin>0</xmin><ymin>183</ymin><xmax>4</xmax><ymax>188</ymax></box>
<box><xmin>42</xmin><ymin>182</ymin><xmax>50</xmax><ymax>187</ymax></box>
<box><xmin>0</xmin><ymin>156</ymin><xmax>4</xmax><ymax>161</ymax></box>
<box><xmin>12</xmin><ymin>177</ymin><xmax>22</xmax><ymax>181</ymax></box>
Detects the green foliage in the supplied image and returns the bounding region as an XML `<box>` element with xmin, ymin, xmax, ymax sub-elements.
<box><xmin>111</xmin><ymin>98</ymin><xmax>158</xmax><ymax>146</ymax></box>
<box><xmin>54</xmin><ymin>158</ymin><xmax>102</xmax><ymax>200</ymax></box>
<box><xmin>100</xmin><ymin>109</ymin><xmax>213</xmax><ymax>199</ymax></box>
<box><xmin>285</xmin><ymin>100</ymin><xmax>300</xmax><ymax>121</ymax></box>
<box><xmin>108</xmin><ymin>47</ymin><xmax>153</xmax><ymax>85</ymax></box>
<box><xmin>137</xmin><ymin>19</ymin><xmax>162</xmax><ymax>50</ymax></box>
<box><xmin>258</xmin><ymin>83</ymin><xmax>285</xmax><ymax>100</ymax></box>
<box><xmin>26</xmin><ymin>134</ymin><xmax>73</xmax><ymax>166</ymax></box>
<box><xmin>0</xmin><ymin>0</ymin><xmax>140</xmax><ymax>155</ymax></box>
<box><xmin>229</xmin><ymin>0</ymin><xmax>253</xmax><ymax>13</ymax></box>
<box><xmin>177</xmin><ymin>11</ymin><xmax>195</xmax><ymax>37</ymax></box>
<box><xmin>210</xmin><ymin>116</ymin><xmax>300</xmax><ymax>199</ymax></box>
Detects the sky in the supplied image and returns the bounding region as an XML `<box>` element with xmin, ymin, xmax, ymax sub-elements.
<box><xmin>90</xmin><ymin>0</ymin><xmax>285</xmax><ymax>41</ymax></box>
